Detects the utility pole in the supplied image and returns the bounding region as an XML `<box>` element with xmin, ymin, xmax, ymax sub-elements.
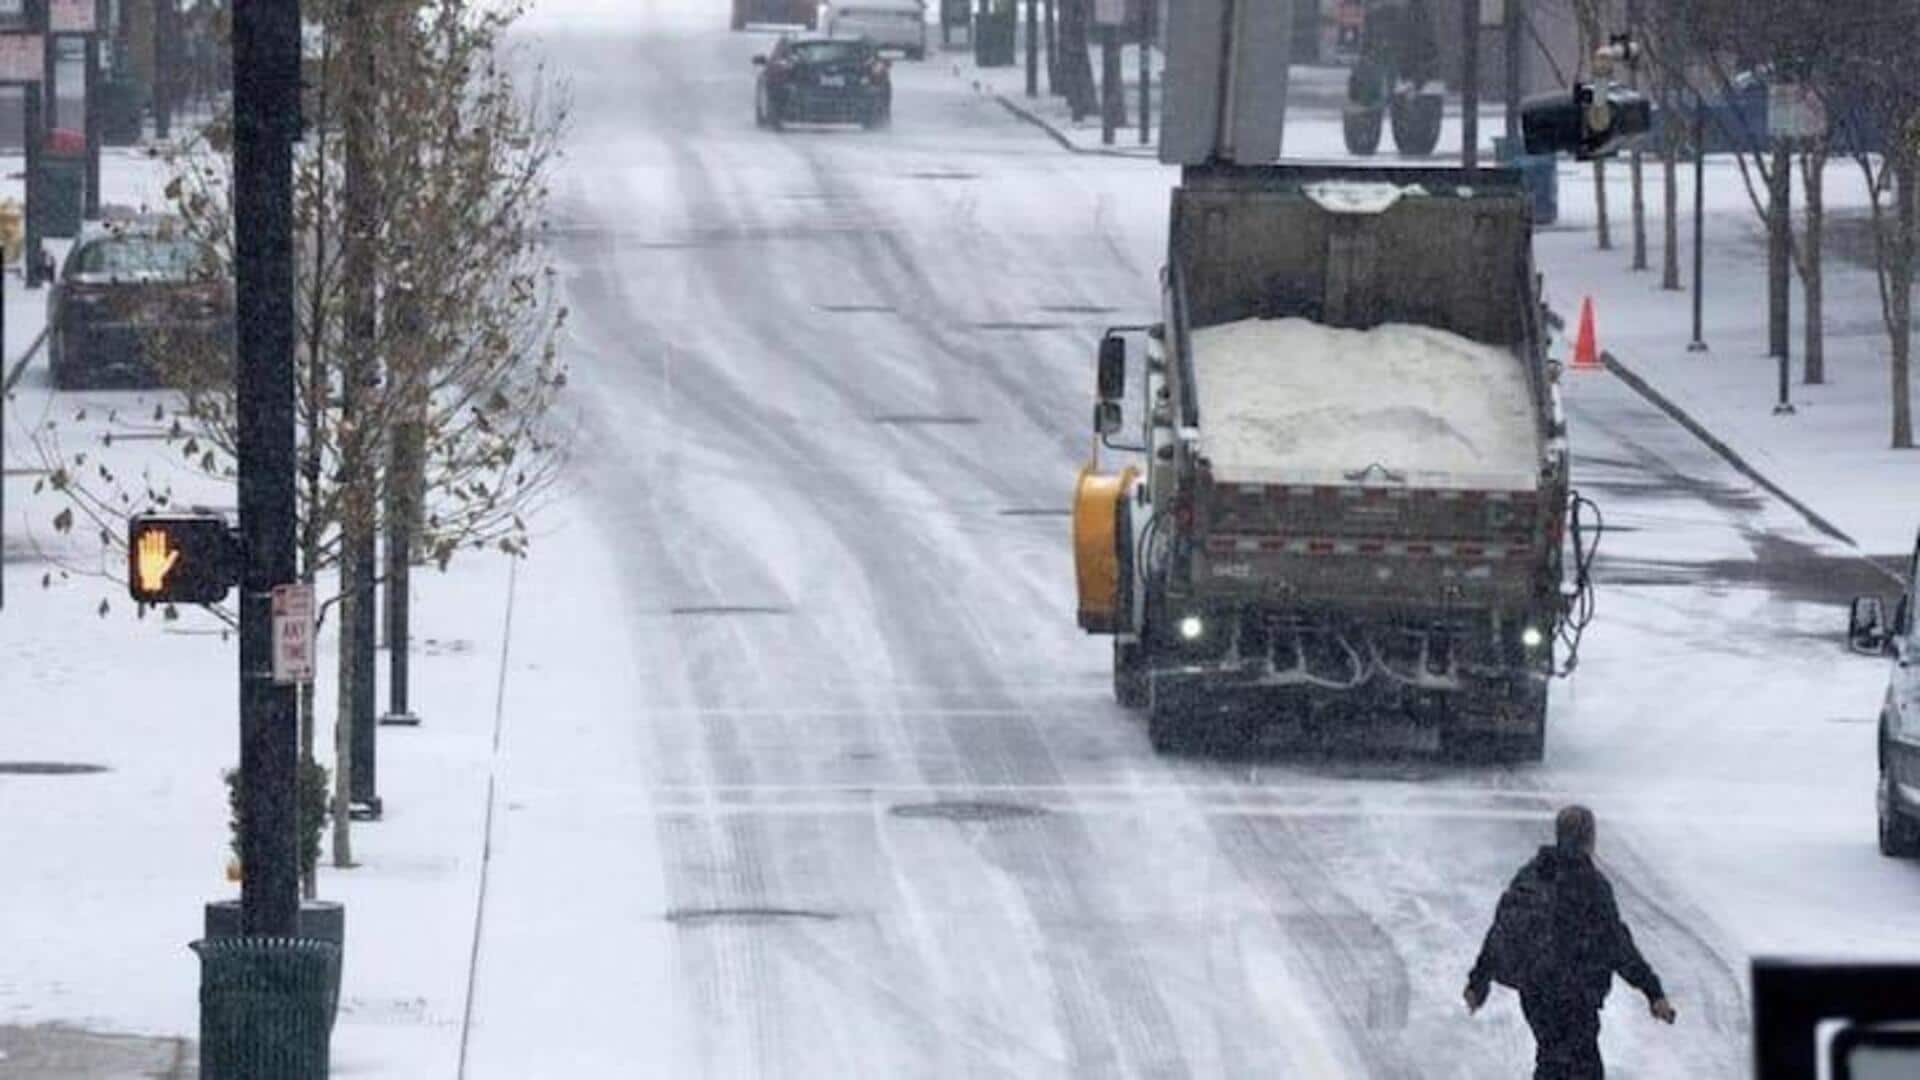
<box><xmin>1460</xmin><ymin>0</ymin><xmax>1478</xmax><ymax>170</ymax></box>
<box><xmin>1099</xmin><ymin>20</ymin><xmax>1118</xmax><ymax>144</ymax></box>
<box><xmin>1042</xmin><ymin>0</ymin><xmax>1055</xmax><ymax>94</ymax></box>
<box><xmin>1626</xmin><ymin>0</ymin><xmax>1647</xmax><ymax>271</ymax></box>
<box><xmin>232</xmin><ymin>0</ymin><xmax>303</xmax><ymax>938</ymax></box>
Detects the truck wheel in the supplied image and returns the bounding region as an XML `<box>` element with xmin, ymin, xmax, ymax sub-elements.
<box><xmin>1147</xmin><ymin>676</ymin><xmax>1202</xmax><ymax>754</ymax></box>
<box><xmin>1113</xmin><ymin>640</ymin><xmax>1148</xmax><ymax>709</ymax></box>
<box><xmin>1880</xmin><ymin>769</ymin><xmax>1920</xmax><ymax>858</ymax></box>
<box><xmin>1390</xmin><ymin>92</ymin><xmax>1445</xmax><ymax>157</ymax></box>
<box><xmin>1342</xmin><ymin>105</ymin><xmax>1384</xmax><ymax>157</ymax></box>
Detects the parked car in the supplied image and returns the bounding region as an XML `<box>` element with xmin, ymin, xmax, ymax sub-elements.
<box><xmin>1850</xmin><ymin>531</ymin><xmax>1920</xmax><ymax>857</ymax></box>
<box><xmin>824</xmin><ymin>0</ymin><xmax>927</xmax><ymax>60</ymax></box>
<box><xmin>47</xmin><ymin>219</ymin><xmax>232</xmax><ymax>391</ymax></box>
<box><xmin>733</xmin><ymin>0</ymin><xmax>817</xmax><ymax>31</ymax></box>
<box><xmin>754</xmin><ymin>35</ymin><xmax>892</xmax><ymax>131</ymax></box>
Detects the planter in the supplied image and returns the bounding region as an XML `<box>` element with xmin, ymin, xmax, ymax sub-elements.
<box><xmin>1342</xmin><ymin>104</ymin><xmax>1384</xmax><ymax>157</ymax></box>
<box><xmin>1390</xmin><ymin>92</ymin><xmax>1444</xmax><ymax>157</ymax></box>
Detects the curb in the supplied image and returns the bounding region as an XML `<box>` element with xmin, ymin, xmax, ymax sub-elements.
<box><xmin>1595</xmin><ymin>348</ymin><xmax>1859</xmax><ymax>549</ymax></box>
<box><xmin>992</xmin><ymin>95</ymin><xmax>1158</xmax><ymax>160</ymax></box>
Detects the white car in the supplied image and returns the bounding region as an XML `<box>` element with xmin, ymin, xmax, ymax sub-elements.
<box><xmin>824</xmin><ymin>0</ymin><xmax>927</xmax><ymax>60</ymax></box>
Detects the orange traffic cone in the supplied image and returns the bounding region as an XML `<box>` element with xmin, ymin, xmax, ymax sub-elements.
<box><xmin>1571</xmin><ymin>297</ymin><xmax>1601</xmax><ymax>371</ymax></box>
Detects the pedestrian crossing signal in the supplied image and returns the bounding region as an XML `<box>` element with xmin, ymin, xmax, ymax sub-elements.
<box><xmin>127</xmin><ymin>513</ymin><xmax>238</xmax><ymax>605</ymax></box>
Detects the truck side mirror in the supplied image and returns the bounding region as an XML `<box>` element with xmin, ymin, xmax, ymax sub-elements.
<box><xmin>1097</xmin><ymin>336</ymin><xmax>1126</xmax><ymax>401</ymax></box>
<box><xmin>1850</xmin><ymin>596</ymin><xmax>1890</xmax><ymax>655</ymax></box>
<box><xmin>1093</xmin><ymin>400</ymin><xmax>1122</xmax><ymax>437</ymax></box>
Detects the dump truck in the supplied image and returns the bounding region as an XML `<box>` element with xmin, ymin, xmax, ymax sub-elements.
<box><xmin>1074</xmin><ymin>162</ymin><xmax>1592</xmax><ymax>759</ymax></box>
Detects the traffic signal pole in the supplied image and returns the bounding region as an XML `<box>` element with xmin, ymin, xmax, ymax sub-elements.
<box><xmin>232</xmin><ymin>0</ymin><xmax>302</xmax><ymax>938</ymax></box>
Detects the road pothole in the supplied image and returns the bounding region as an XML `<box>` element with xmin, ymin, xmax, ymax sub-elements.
<box><xmin>0</xmin><ymin>762</ymin><xmax>109</xmax><ymax>776</ymax></box>
<box><xmin>666</xmin><ymin>906</ymin><xmax>838</xmax><ymax>925</ymax></box>
<box><xmin>889</xmin><ymin>800</ymin><xmax>1049</xmax><ymax>823</ymax></box>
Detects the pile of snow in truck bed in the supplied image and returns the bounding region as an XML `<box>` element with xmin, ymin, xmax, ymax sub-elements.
<box><xmin>1189</xmin><ymin>317</ymin><xmax>1539</xmax><ymax>490</ymax></box>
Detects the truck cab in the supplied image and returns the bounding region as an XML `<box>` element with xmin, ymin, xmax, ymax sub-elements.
<box><xmin>1853</xmin><ymin>531</ymin><xmax>1920</xmax><ymax>856</ymax></box>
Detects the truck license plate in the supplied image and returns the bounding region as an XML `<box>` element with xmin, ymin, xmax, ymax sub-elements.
<box><xmin>820</xmin><ymin>75</ymin><xmax>846</xmax><ymax>87</ymax></box>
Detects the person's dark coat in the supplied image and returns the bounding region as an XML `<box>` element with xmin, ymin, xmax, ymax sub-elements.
<box><xmin>1468</xmin><ymin>845</ymin><xmax>1666</xmax><ymax>1009</ymax></box>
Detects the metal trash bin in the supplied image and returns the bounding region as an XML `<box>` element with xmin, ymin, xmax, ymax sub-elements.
<box><xmin>100</xmin><ymin>77</ymin><xmax>145</xmax><ymax>145</ymax></box>
<box><xmin>191</xmin><ymin>937</ymin><xmax>341</xmax><ymax>1080</ymax></box>
<box><xmin>37</xmin><ymin>131</ymin><xmax>86</xmax><ymax>240</ymax></box>
<box><xmin>1494</xmin><ymin>135</ymin><xmax>1560</xmax><ymax>226</ymax></box>
<box><xmin>973</xmin><ymin>10</ymin><xmax>1015</xmax><ymax>67</ymax></box>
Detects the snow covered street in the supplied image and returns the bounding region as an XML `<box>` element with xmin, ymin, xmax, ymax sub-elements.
<box><xmin>2</xmin><ymin>1</ymin><xmax>1918</xmax><ymax>1076</ymax></box>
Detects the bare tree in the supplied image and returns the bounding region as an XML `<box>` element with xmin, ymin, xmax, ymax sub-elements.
<box><xmin>30</xmin><ymin>0</ymin><xmax>572</xmax><ymax>869</ymax></box>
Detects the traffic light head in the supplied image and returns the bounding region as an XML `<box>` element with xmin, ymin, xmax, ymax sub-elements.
<box><xmin>1521</xmin><ymin>83</ymin><xmax>1652</xmax><ymax>160</ymax></box>
<box><xmin>127</xmin><ymin>513</ymin><xmax>238</xmax><ymax>605</ymax></box>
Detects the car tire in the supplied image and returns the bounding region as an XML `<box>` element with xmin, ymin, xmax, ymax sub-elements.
<box><xmin>1879</xmin><ymin>767</ymin><xmax>1920</xmax><ymax>857</ymax></box>
<box><xmin>48</xmin><ymin>329</ymin><xmax>73</xmax><ymax>390</ymax></box>
<box><xmin>1147</xmin><ymin>675</ymin><xmax>1204</xmax><ymax>754</ymax></box>
<box><xmin>765</xmin><ymin>91</ymin><xmax>784</xmax><ymax>132</ymax></box>
<box><xmin>755</xmin><ymin>83</ymin><xmax>770</xmax><ymax>128</ymax></box>
<box><xmin>1113</xmin><ymin>639</ymin><xmax>1148</xmax><ymax>709</ymax></box>
<box><xmin>862</xmin><ymin>100</ymin><xmax>891</xmax><ymax>129</ymax></box>
<box><xmin>907</xmin><ymin>47</ymin><xmax>926</xmax><ymax>61</ymax></box>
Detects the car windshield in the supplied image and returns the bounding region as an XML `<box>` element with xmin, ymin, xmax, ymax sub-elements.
<box><xmin>789</xmin><ymin>41</ymin><xmax>867</xmax><ymax>63</ymax></box>
<box><xmin>74</xmin><ymin>236</ymin><xmax>211</xmax><ymax>280</ymax></box>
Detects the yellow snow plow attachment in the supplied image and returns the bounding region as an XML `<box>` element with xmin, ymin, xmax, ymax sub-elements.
<box><xmin>1073</xmin><ymin>464</ymin><xmax>1136</xmax><ymax>633</ymax></box>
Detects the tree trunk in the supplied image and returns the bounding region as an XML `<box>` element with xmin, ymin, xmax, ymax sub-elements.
<box><xmin>1594</xmin><ymin>159</ymin><xmax>1612</xmax><ymax>250</ymax></box>
<box><xmin>1631</xmin><ymin>148</ymin><xmax>1648</xmax><ymax>269</ymax></box>
<box><xmin>1800</xmin><ymin>149</ymin><xmax>1825</xmax><ymax>385</ymax></box>
<box><xmin>1895</xmin><ymin>150</ymin><xmax>1916</xmax><ymax>449</ymax></box>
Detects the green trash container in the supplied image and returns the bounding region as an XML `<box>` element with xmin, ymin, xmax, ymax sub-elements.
<box><xmin>100</xmin><ymin>77</ymin><xmax>146</xmax><ymax>146</ymax></box>
<box><xmin>36</xmin><ymin>153</ymin><xmax>85</xmax><ymax>240</ymax></box>
<box><xmin>191</xmin><ymin>937</ymin><xmax>342</xmax><ymax>1080</ymax></box>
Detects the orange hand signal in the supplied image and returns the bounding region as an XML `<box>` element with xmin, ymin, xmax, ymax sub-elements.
<box><xmin>135</xmin><ymin>528</ymin><xmax>182</xmax><ymax>595</ymax></box>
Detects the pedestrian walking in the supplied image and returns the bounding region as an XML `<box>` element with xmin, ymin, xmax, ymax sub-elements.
<box><xmin>1464</xmin><ymin>805</ymin><xmax>1677</xmax><ymax>1078</ymax></box>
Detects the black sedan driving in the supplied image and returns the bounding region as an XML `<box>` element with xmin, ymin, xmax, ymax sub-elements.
<box><xmin>754</xmin><ymin>35</ymin><xmax>891</xmax><ymax>131</ymax></box>
<box><xmin>47</xmin><ymin>220</ymin><xmax>232</xmax><ymax>391</ymax></box>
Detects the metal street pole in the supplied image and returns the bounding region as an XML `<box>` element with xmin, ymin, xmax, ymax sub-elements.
<box><xmin>1137</xmin><ymin>0</ymin><xmax>1149</xmax><ymax>145</ymax></box>
<box><xmin>232</xmin><ymin>0</ymin><xmax>302</xmax><ymax>938</ymax></box>
<box><xmin>1461</xmin><ymin>0</ymin><xmax>1479</xmax><ymax>171</ymax></box>
<box><xmin>153</xmin><ymin>0</ymin><xmax>174</xmax><ymax>140</ymax></box>
<box><xmin>1100</xmin><ymin>21</ymin><xmax>1118</xmax><ymax>145</ymax></box>
<box><xmin>1769</xmin><ymin>138</ymin><xmax>1794</xmax><ymax>414</ymax></box>
<box><xmin>381</xmin><ymin>282</ymin><xmax>422</xmax><ymax>729</ymax></box>
<box><xmin>1689</xmin><ymin>89</ymin><xmax>1708</xmax><ymax>353</ymax></box>
<box><xmin>1503</xmin><ymin>0</ymin><xmax>1521</xmax><ymax>144</ymax></box>
<box><xmin>1025</xmin><ymin>0</ymin><xmax>1037</xmax><ymax>97</ymax></box>
<box><xmin>23</xmin><ymin>1</ymin><xmax>45</xmax><ymax>288</ymax></box>
<box><xmin>341</xmin><ymin>0</ymin><xmax>381</xmax><ymax>821</ymax></box>
<box><xmin>83</xmin><ymin>1</ymin><xmax>101</xmax><ymax>219</ymax></box>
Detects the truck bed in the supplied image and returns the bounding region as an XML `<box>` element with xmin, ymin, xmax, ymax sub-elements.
<box><xmin>1190</xmin><ymin>317</ymin><xmax>1541</xmax><ymax>492</ymax></box>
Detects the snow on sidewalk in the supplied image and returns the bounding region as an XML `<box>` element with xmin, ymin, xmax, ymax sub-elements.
<box><xmin>1533</xmin><ymin>153</ymin><xmax>1920</xmax><ymax>562</ymax></box>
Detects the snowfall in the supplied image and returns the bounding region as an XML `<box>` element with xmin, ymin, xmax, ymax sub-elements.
<box><xmin>1</xmin><ymin>0</ymin><xmax>1918</xmax><ymax>1076</ymax></box>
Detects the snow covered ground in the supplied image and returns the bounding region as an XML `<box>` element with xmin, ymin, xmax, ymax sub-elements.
<box><xmin>0</xmin><ymin>2</ymin><xmax>1916</xmax><ymax>1076</ymax></box>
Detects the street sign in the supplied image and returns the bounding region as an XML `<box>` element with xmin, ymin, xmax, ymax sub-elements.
<box><xmin>271</xmin><ymin>584</ymin><xmax>316</xmax><ymax>685</ymax></box>
<box><xmin>127</xmin><ymin>513</ymin><xmax>237</xmax><ymax>604</ymax></box>
<box><xmin>0</xmin><ymin>33</ymin><xmax>42</xmax><ymax>83</ymax></box>
<box><xmin>48</xmin><ymin>0</ymin><xmax>93</xmax><ymax>33</ymax></box>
